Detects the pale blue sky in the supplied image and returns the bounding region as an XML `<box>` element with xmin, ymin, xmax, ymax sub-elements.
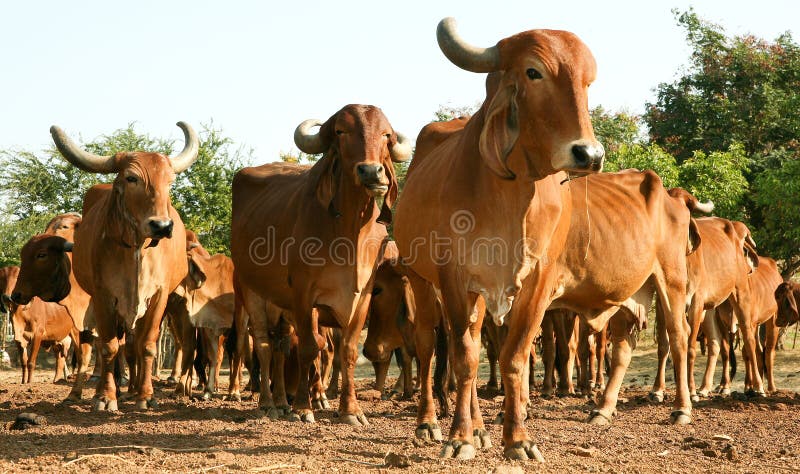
<box><xmin>1</xmin><ymin>1</ymin><xmax>796</xmax><ymax>162</ymax></box>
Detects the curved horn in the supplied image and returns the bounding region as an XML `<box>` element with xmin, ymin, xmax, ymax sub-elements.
<box><xmin>294</xmin><ymin>119</ymin><xmax>326</xmax><ymax>154</ymax></box>
<box><xmin>390</xmin><ymin>132</ymin><xmax>413</xmax><ymax>163</ymax></box>
<box><xmin>50</xmin><ymin>126</ymin><xmax>116</xmax><ymax>173</ymax></box>
<box><xmin>170</xmin><ymin>121</ymin><xmax>200</xmax><ymax>173</ymax></box>
<box><xmin>436</xmin><ymin>17</ymin><xmax>500</xmax><ymax>73</ymax></box>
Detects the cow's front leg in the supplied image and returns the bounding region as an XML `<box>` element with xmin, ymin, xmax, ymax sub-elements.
<box><xmin>337</xmin><ymin>293</ymin><xmax>371</xmax><ymax>426</ymax></box>
<box><xmin>134</xmin><ymin>294</ymin><xmax>169</xmax><ymax>410</ymax></box>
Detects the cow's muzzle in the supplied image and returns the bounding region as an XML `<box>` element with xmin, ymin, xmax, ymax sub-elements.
<box><xmin>356</xmin><ymin>164</ymin><xmax>389</xmax><ymax>196</ymax></box>
<box><xmin>148</xmin><ymin>219</ymin><xmax>174</xmax><ymax>239</ymax></box>
<box><xmin>571</xmin><ymin>143</ymin><xmax>605</xmax><ymax>172</ymax></box>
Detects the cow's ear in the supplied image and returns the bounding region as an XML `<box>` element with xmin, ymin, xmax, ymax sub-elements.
<box><xmin>744</xmin><ymin>245</ymin><xmax>759</xmax><ymax>273</ymax></box>
<box><xmin>377</xmin><ymin>162</ymin><xmax>397</xmax><ymax>225</ymax></box>
<box><xmin>479</xmin><ymin>81</ymin><xmax>519</xmax><ymax>180</ymax></box>
<box><xmin>687</xmin><ymin>218</ymin><xmax>701</xmax><ymax>255</ymax></box>
<box><xmin>314</xmin><ymin>152</ymin><xmax>340</xmax><ymax>217</ymax></box>
<box><xmin>401</xmin><ymin>276</ymin><xmax>416</xmax><ymax>325</ymax></box>
<box><xmin>187</xmin><ymin>254</ymin><xmax>207</xmax><ymax>290</ymax></box>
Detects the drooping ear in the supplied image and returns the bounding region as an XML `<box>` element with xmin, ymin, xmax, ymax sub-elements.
<box><xmin>108</xmin><ymin>179</ymin><xmax>139</xmax><ymax>247</ymax></box>
<box><xmin>187</xmin><ymin>253</ymin><xmax>207</xmax><ymax>290</ymax></box>
<box><xmin>479</xmin><ymin>80</ymin><xmax>519</xmax><ymax>179</ymax></box>
<box><xmin>744</xmin><ymin>245</ymin><xmax>759</xmax><ymax>274</ymax></box>
<box><xmin>377</xmin><ymin>161</ymin><xmax>398</xmax><ymax>225</ymax></box>
<box><xmin>312</xmin><ymin>152</ymin><xmax>340</xmax><ymax>217</ymax></box>
<box><xmin>400</xmin><ymin>276</ymin><xmax>416</xmax><ymax>326</ymax></box>
<box><xmin>776</xmin><ymin>284</ymin><xmax>799</xmax><ymax>322</ymax></box>
<box><xmin>687</xmin><ymin>218</ymin><xmax>701</xmax><ymax>255</ymax></box>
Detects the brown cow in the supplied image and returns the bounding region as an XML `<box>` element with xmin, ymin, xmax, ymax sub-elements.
<box><xmin>12</xmin><ymin>212</ymin><xmax>95</xmax><ymax>400</ymax></box>
<box><xmin>44</xmin><ymin>122</ymin><xmax>199</xmax><ymax>411</ymax></box>
<box><xmin>363</xmin><ymin>242</ymin><xmax>418</xmax><ymax>399</ymax></box>
<box><xmin>649</xmin><ymin>215</ymin><xmax>754</xmax><ymax>403</ymax></box>
<box><xmin>540</xmin><ymin>309</ymin><xmax>580</xmax><ymax>397</ymax></box>
<box><xmin>167</xmin><ymin>231</ymin><xmax>234</xmax><ymax>400</ymax></box>
<box><xmin>576</xmin><ymin>318</ymin><xmax>608</xmax><ymax>395</ymax></box>
<box><xmin>9</xmin><ymin>296</ymin><xmax>78</xmax><ymax>384</ymax></box>
<box><xmin>231</xmin><ymin>105</ymin><xmax>411</xmax><ymax>424</ymax></box>
<box><xmin>394</xmin><ymin>18</ymin><xmax>604</xmax><ymax>460</ymax></box>
<box><xmin>775</xmin><ymin>281</ymin><xmax>800</xmax><ymax>327</ymax></box>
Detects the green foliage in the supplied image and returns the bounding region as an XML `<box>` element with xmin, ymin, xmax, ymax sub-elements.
<box><xmin>678</xmin><ymin>143</ymin><xmax>750</xmax><ymax>221</ymax></box>
<box><xmin>752</xmin><ymin>151</ymin><xmax>800</xmax><ymax>277</ymax></box>
<box><xmin>0</xmin><ymin>215</ymin><xmax>51</xmax><ymax>268</ymax></box>
<box><xmin>590</xmin><ymin>106</ymin><xmax>643</xmax><ymax>159</ymax></box>
<box><xmin>434</xmin><ymin>103</ymin><xmax>479</xmax><ymax>122</ymax></box>
<box><xmin>645</xmin><ymin>8</ymin><xmax>800</xmax><ymax>163</ymax></box>
<box><xmin>604</xmin><ymin>143</ymin><xmax>681</xmax><ymax>189</ymax></box>
<box><xmin>279</xmin><ymin>150</ymin><xmax>321</xmax><ymax>164</ymax></box>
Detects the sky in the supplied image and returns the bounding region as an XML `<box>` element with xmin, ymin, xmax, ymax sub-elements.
<box><xmin>0</xmin><ymin>1</ymin><xmax>797</xmax><ymax>163</ymax></box>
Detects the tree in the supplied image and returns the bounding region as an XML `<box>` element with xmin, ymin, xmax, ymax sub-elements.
<box><xmin>433</xmin><ymin>102</ymin><xmax>480</xmax><ymax>122</ymax></box>
<box><xmin>645</xmin><ymin>8</ymin><xmax>800</xmax><ymax>163</ymax></box>
<box><xmin>678</xmin><ymin>143</ymin><xmax>750</xmax><ymax>221</ymax></box>
<box><xmin>603</xmin><ymin>143</ymin><xmax>681</xmax><ymax>189</ymax></box>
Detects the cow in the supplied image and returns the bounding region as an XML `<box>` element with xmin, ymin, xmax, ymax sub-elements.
<box><xmin>540</xmin><ymin>309</ymin><xmax>580</xmax><ymax>398</ymax></box>
<box><xmin>11</xmin><ymin>213</ymin><xmax>96</xmax><ymax>400</ymax></box>
<box><xmin>230</xmin><ymin>104</ymin><xmax>411</xmax><ymax>425</ymax></box>
<box><xmin>775</xmin><ymin>281</ymin><xmax>800</xmax><ymax>327</ymax></box>
<box><xmin>363</xmin><ymin>242</ymin><xmax>418</xmax><ymax>399</ymax></box>
<box><xmin>1</xmin><ymin>266</ymin><xmax>20</xmax><ymax>319</ymax></box>
<box><xmin>576</xmin><ymin>318</ymin><xmax>608</xmax><ymax>395</ymax></box>
<box><xmin>394</xmin><ymin>18</ymin><xmax>605</xmax><ymax>460</ymax></box>
<box><xmin>10</xmin><ymin>297</ymin><xmax>78</xmax><ymax>384</ymax></box>
<box><xmin>167</xmin><ymin>231</ymin><xmax>235</xmax><ymax>400</ymax></box>
<box><xmin>42</xmin><ymin>121</ymin><xmax>199</xmax><ymax>411</ymax></box>
<box><xmin>648</xmin><ymin>215</ymin><xmax>755</xmax><ymax>403</ymax></box>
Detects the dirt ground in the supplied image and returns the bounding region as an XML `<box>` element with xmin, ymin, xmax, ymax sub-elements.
<box><xmin>1</xmin><ymin>330</ymin><xmax>800</xmax><ymax>473</ymax></box>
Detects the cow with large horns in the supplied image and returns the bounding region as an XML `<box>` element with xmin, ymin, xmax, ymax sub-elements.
<box><xmin>394</xmin><ymin>18</ymin><xmax>605</xmax><ymax>460</ymax></box>
<box><xmin>47</xmin><ymin>122</ymin><xmax>199</xmax><ymax>411</ymax></box>
<box><xmin>231</xmin><ymin>104</ymin><xmax>410</xmax><ymax>425</ymax></box>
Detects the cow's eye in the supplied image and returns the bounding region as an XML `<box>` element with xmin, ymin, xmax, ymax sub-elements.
<box><xmin>384</xmin><ymin>133</ymin><xmax>392</xmax><ymax>139</ymax></box>
<box><xmin>36</xmin><ymin>252</ymin><xmax>48</xmax><ymax>259</ymax></box>
<box><xmin>126</xmin><ymin>176</ymin><xmax>138</xmax><ymax>183</ymax></box>
<box><xmin>526</xmin><ymin>68</ymin><xmax>543</xmax><ymax>80</ymax></box>
<box><xmin>371</xmin><ymin>286</ymin><xmax>383</xmax><ymax>296</ymax></box>
<box><xmin>335</xmin><ymin>130</ymin><xmax>344</xmax><ymax>136</ymax></box>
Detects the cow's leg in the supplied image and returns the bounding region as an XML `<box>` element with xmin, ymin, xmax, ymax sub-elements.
<box><xmin>133</xmin><ymin>293</ymin><xmax>169</xmax><ymax>410</ymax></box>
<box><xmin>290</xmin><ymin>303</ymin><xmax>328</xmax><ymax>424</ymax></box>
<box><xmin>686</xmin><ymin>298</ymin><xmax>705</xmax><ymax>402</ymax></box>
<box><xmin>27</xmin><ymin>336</ymin><xmax>41</xmax><ymax>384</ymax></box>
<box><xmin>310</xmin><ymin>350</ymin><xmax>330</xmax><ymax>410</ymax></box>
<box><xmin>325</xmin><ymin>328</ymin><xmax>342</xmax><ymax>399</ymax></box>
<box><xmin>92</xmin><ymin>312</ymin><xmax>120</xmax><ymax>412</ymax></box>
<box><xmin>174</xmin><ymin>320</ymin><xmax>196</xmax><ymax>398</ymax></box>
<box><xmin>735</xmin><ymin>303</ymin><xmax>765</xmax><ymax>396</ymax></box>
<box><xmin>373</xmin><ymin>359</ymin><xmax>390</xmax><ymax>395</ymax></box>
<box><xmin>407</xmin><ymin>272</ymin><xmax>442</xmax><ymax>442</ymax></box>
<box><xmin>484</xmin><ymin>326</ymin><xmax>499</xmax><ymax>390</ymax></box>
<box><xmin>227</xmin><ymin>293</ymin><xmax>248</xmax><ymax>402</ymax></box>
<box><xmin>698</xmin><ymin>310</ymin><xmax>721</xmax><ymax>397</ymax></box>
<box><xmin>555</xmin><ymin>312</ymin><xmax>577</xmax><ymax>396</ymax></box>
<box><xmin>246</xmin><ymin>297</ymin><xmax>285</xmax><ymax>418</ymax></box>
<box><xmin>54</xmin><ymin>340</ymin><xmax>68</xmax><ymax>383</ymax></box>
<box><xmin>201</xmin><ymin>328</ymin><xmax>221</xmax><ymax>400</ymax></box>
<box><xmin>400</xmin><ymin>347</ymin><xmax>414</xmax><ymax>399</ymax></box>
<box><xmin>68</xmin><ymin>330</ymin><xmax>94</xmax><ymax>401</ymax></box>
<box><xmin>595</xmin><ymin>326</ymin><xmax>608</xmax><ymax>390</ymax></box>
<box><xmin>438</xmin><ymin>284</ymin><xmax>482</xmax><ymax>461</ymax></box>
<box><xmin>335</xmin><ymin>292</ymin><xmax>371</xmax><ymax>426</ymax></box>
<box><xmin>588</xmin><ymin>313</ymin><xmax>633</xmax><ymax>424</ymax></box>
<box><xmin>17</xmin><ymin>341</ymin><xmax>28</xmax><ymax>384</ymax></box>
<box><xmin>468</xmin><ymin>311</ymin><xmax>490</xmax><ymax>452</ymax></box>
<box><xmin>316</xmin><ymin>328</ymin><xmax>334</xmax><ymax>400</ymax></box>
<box><xmin>166</xmin><ymin>314</ymin><xmax>182</xmax><ymax>384</ymax></box>
<box><xmin>649</xmin><ymin>299</ymin><xmax>669</xmax><ymax>403</ymax></box>
<box><xmin>540</xmin><ymin>312</ymin><xmax>555</xmax><ymax>398</ymax></box>
<box><xmin>500</xmin><ymin>279</ymin><xmax>548</xmax><ymax>461</ymax></box>
<box><xmin>124</xmin><ymin>328</ymin><xmax>137</xmax><ymax>394</ymax></box>
<box><xmin>662</xmin><ymin>280</ymin><xmax>692</xmax><ymax>424</ymax></box>
<box><xmin>763</xmin><ymin>319</ymin><xmax>779</xmax><ymax>393</ymax></box>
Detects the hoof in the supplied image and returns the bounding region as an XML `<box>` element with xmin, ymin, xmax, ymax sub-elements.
<box><xmin>266</xmin><ymin>405</ymin><xmax>292</xmax><ymax>420</ymax></box>
<box><xmin>415</xmin><ymin>422</ymin><xmax>443</xmax><ymax>442</ymax></box>
<box><xmin>287</xmin><ymin>410</ymin><xmax>315</xmax><ymax>423</ymax></box>
<box><xmin>311</xmin><ymin>396</ymin><xmax>330</xmax><ymax>410</ymax></box>
<box><xmin>337</xmin><ymin>412</ymin><xmax>369</xmax><ymax>426</ymax></box>
<box><xmin>472</xmin><ymin>428</ymin><xmax>492</xmax><ymax>449</ymax></box>
<box><xmin>587</xmin><ymin>409</ymin><xmax>613</xmax><ymax>425</ymax></box>
<box><xmin>135</xmin><ymin>398</ymin><xmax>158</xmax><ymax>410</ymax></box>
<box><xmin>504</xmin><ymin>441</ymin><xmax>545</xmax><ymax>462</ymax></box>
<box><xmin>92</xmin><ymin>397</ymin><xmax>118</xmax><ymax>412</ymax></box>
<box><xmin>493</xmin><ymin>411</ymin><xmax>504</xmax><ymax>425</ymax></box>
<box><xmin>745</xmin><ymin>389</ymin><xmax>765</xmax><ymax>399</ymax></box>
<box><xmin>87</xmin><ymin>375</ymin><xmax>100</xmax><ymax>384</ymax></box>
<box><xmin>647</xmin><ymin>391</ymin><xmax>664</xmax><ymax>403</ymax></box>
<box><xmin>690</xmin><ymin>394</ymin><xmax>700</xmax><ymax>403</ymax></box>
<box><xmin>439</xmin><ymin>440</ymin><xmax>475</xmax><ymax>460</ymax></box>
<box><xmin>166</xmin><ymin>376</ymin><xmax>178</xmax><ymax>384</ymax></box>
<box><xmin>670</xmin><ymin>410</ymin><xmax>692</xmax><ymax>425</ymax></box>
<box><xmin>202</xmin><ymin>391</ymin><xmax>213</xmax><ymax>401</ymax></box>
<box><xmin>226</xmin><ymin>392</ymin><xmax>242</xmax><ymax>402</ymax></box>
<box><xmin>65</xmin><ymin>392</ymin><xmax>82</xmax><ymax>403</ymax></box>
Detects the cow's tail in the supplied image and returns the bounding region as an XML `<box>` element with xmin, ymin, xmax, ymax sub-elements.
<box><xmin>728</xmin><ymin>331</ymin><xmax>737</xmax><ymax>380</ymax></box>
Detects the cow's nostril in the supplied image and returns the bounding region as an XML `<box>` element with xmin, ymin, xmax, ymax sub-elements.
<box><xmin>148</xmin><ymin>219</ymin><xmax>174</xmax><ymax>237</ymax></box>
<box><xmin>572</xmin><ymin>145</ymin><xmax>590</xmax><ymax>166</ymax></box>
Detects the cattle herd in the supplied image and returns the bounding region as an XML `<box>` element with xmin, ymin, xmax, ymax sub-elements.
<box><xmin>1</xmin><ymin>17</ymin><xmax>799</xmax><ymax>464</ymax></box>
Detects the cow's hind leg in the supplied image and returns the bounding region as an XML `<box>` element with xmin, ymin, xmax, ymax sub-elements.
<box><xmin>649</xmin><ymin>299</ymin><xmax>669</xmax><ymax>403</ymax></box>
<box><xmin>588</xmin><ymin>312</ymin><xmax>632</xmax><ymax>425</ymax></box>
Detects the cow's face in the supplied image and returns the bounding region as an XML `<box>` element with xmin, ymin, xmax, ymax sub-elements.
<box><xmin>44</xmin><ymin>213</ymin><xmax>82</xmax><ymax>242</ymax></box>
<box><xmin>296</xmin><ymin>105</ymin><xmax>411</xmax><ymax>224</ymax></box>
<box><xmin>112</xmin><ymin>153</ymin><xmax>177</xmax><ymax>242</ymax></box>
<box><xmin>362</xmin><ymin>263</ymin><xmax>414</xmax><ymax>363</ymax></box>
<box><xmin>12</xmin><ymin>235</ymin><xmax>72</xmax><ymax>304</ymax></box>
<box><xmin>437</xmin><ymin>18</ymin><xmax>604</xmax><ymax>179</ymax></box>
<box><xmin>0</xmin><ymin>266</ymin><xmax>20</xmax><ymax>313</ymax></box>
<box><xmin>775</xmin><ymin>282</ymin><xmax>799</xmax><ymax>327</ymax></box>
